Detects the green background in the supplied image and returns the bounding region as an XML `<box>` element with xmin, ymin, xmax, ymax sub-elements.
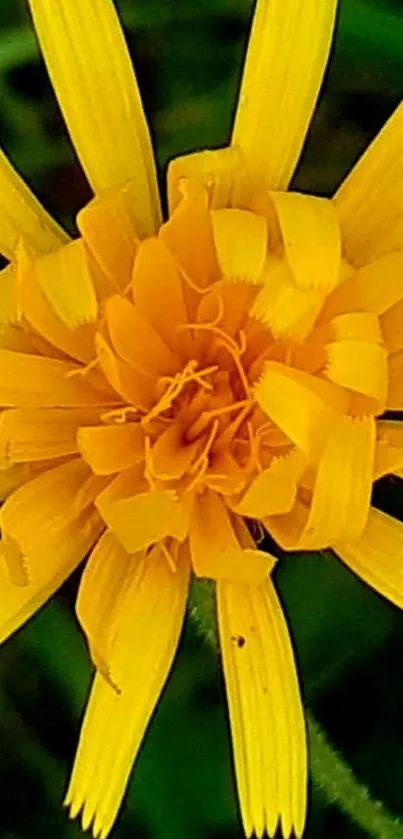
<box><xmin>0</xmin><ymin>1</ymin><xmax>403</xmax><ymax>837</ymax></box>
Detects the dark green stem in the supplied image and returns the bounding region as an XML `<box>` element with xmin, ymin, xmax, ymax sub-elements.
<box><xmin>308</xmin><ymin>714</ymin><xmax>403</xmax><ymax>839</ymax></box>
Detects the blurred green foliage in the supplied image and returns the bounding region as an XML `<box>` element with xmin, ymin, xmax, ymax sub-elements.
<box><xmin>0</xmin><ymin>1</ymin><xmax>403</xmax><ymax>838</ymax></box>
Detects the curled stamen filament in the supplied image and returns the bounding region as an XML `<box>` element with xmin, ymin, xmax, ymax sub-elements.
<box><xmin>178</xmin><ymin>265</ymin><xmax>215</xmax><ymax>296</ymax></box>
<box><xmin>187</xmin><ymin>399</ymin><xmax>252</xmax><ymax>442</ymax></box>
<box><xmin>101</xmin><ymin>406</ymin><xmax>140</xmax><ymax>424</ymax></box>
<box><xmin>186</xmin><ymin>419</ymin><xmax>220</xmax><ymax>492</ymax></box>
<box><xmin>66</xmin><ymin>357</ymin><xmax>99</xmax><ymax>379</ymax></box>
<box><xmin>218</xmin><ymin>403</ymin><xmax>254</xmax><ymax>450</ymax></box>
<box><xmin>144</xmin><ymin>435</ymin><xmax>156</xmax><ymax>489</ymax></box>
<box><xmin>145</xmin><ymin>362</ymin><xmax>218</xmax><ymax>424</ymax></box>
<box><xmin>215</xmin><ymin>339</ymin><xmax>250</xmax><ymax>397</ymax></box>
<box><xmin>177</xmin><ymin>321</ymin><xmax>241</xmax><ymax>358</ymax></box>
<box><xmin>245</xmin><ymin>420</ymin><xmax>262</xmax><ymax>472</ymax></box>
<box><xmin>161</xmin><ymin>542</ymin><xmax>177</xmax><ymax>573</ymax></box>
<box><xmin>237</xmin><ymin>329</ymin><xmax>247</xmax><ymax>356</ymax></box>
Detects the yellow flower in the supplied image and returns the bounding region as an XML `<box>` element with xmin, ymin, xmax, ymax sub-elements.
<box><xmin>1</xmin><ymin>0</ymin><xmax>403</xmax><ymax>837</ymax></box>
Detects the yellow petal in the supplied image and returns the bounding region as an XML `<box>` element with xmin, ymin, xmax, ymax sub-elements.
<box><xmin>95</xmin><ymin>333</ymin><xmax>155</xmax><ymax>409</ymax></box>
<box><xmin>254</xmin><ymin>361</ymin><xmax>349</xmax><ymax>462</ymax></box>
<box><xmin>76</xmin><ymin>530</ymin><xmax>133</xmax><ymax>684</ymax></box>
<box><xmin>132</xmin><ymin>238</ymin><xmax>189</xmax><ymax>356</ymax></box>
<box><xmin>96</xmin><ymin>482</ymin><xmax>189</xmax><ymax>553</ymax></box>
<box><xmin>27</xmin><ymin>0</ymin><xmax>160</xmax><ymax>235</ymax></box>
<box><xmin>380</xmin><ymin>300</ymin><xmax>403</xmax><ymax>353</ymax></box>
<box><xmin>217</xmin><ymin>578</ymin><xmax>306</xmax><ymax>838</ymax></box>
<box><xmin>375</xmin><ymin>421</ymin><xmax>403</xmax><ymax>480</ymax></box>
<box><xmin>168</xmin><ymin>146</ymin><xmax>246</xmax><ymax>213</ymax></box>
<box><xmin>19</xmin><ymin>253</ymin><xmax>96</xmax><ymax>364</ymax></box>
<box><xmin>334</xmin><ymin>103</ymin><xmax>403</xmax><ymax>267</ymax></box>
<box><xmin>189</xmin><ymin>492</ymin><xmax>274</xmax><ymax>584</ymax></box>
<box><xmin>231</xmin><ymin>449</ymin><xmax>306</xmax><ymax>518</ymax></box>
<box><xmin>321</xmin><ymin>253</ymin><xmax>403</xmax><ymax>321</ymax></box>
<box><xmin>251</xmin><ymin>255</ymin><xmax>326</xmax><ymax>340</ymax></box>
<box><xmin>0</xmin><ymin>464</ymin><xmax>33</xmax><ymax>501</ymax></box>
<box><xmin>330</xmin><ymin>312</ymin><xmax>382</xmax><ymax>344</ymax></box>
<box><xmin>335</xmin><ymin>507</ymin><xmax>403</xmax><ymax>610</ymax></box>
<box><xmin>0</xmin><ymin>147</ymin><xmax>67</xmax><ymax>260</ymax></box>
<box><xmin>302</xmin><ymin>416</ymin><xmax>375</xmax><ymax>548</ymax></box>
<box><xmin>325</xmin><ymin>340</ymin><xmax>388</xmax><ymax>403</ymax></box>
<box><xmin>264</xmin><ymin>498</ymin><xmax>310</xmax><ymax>552</ymax></box>
<box><xmin>77</xmin><ymin>423</ymin><xmax>145</xmax><ymax>475</ymax></box>
<box><xmin>231</xmin><ymin>0</ymin><xmax>337</xmax><ymax>190</ymax></box>
<box><xmin>0</xmin><ymin>265</ymin><xmax>20</xmax><ymax>325</ymax></box>
<box><xmin>0</xmin><ymin>459</ymin><xmax>102</xmax><ymax>643</ymax></box>
<box><xmin>210</xmin><ymin>209</ymin><xmax>268</xmax><ymax>284</ymax></box>
<box><xmin>149</xmin><ymin>423</ymin><xmax>201</xmax><ymax>480</ymax></box>
<box><xmin>387</xmin><ymin>351</ymin><xmax>403</xmax><ymax>410</ymax></box>
<box><xmin>66</xmin><ymin>545</ymin><xmax>190</xmax><ymax>839</ymax></box>
<box><xmin>77</xmin><ymin>183</ymin><xmax>140</xmax><ymax>292</ymax></box>
<box><xmin>0</xmin><ymin>325</ymin><xmax>35</xmax><ymax>354</ymax></box>
<box><xmin>0</xmin><ymin>407</ymin><xmax>102</xmax><ymax>463</ymax></box>
<box><xmin>268</xmin><ymin>192</ymin><xmax>341</xmax><ymax>291</ymax></box>
<box><xmin>160</xmin><ymin>179</ymin><xmax>219</xmax><ymax>291</ymax></box>
<box><xmin>0</xmin><ymin>349</ymin><xmax>111</xmax><ymax>408</ymax></box>
<box><xmin>33</xmin><ymin>238</ymin><xmax>97</xmax><ymax>329</ymax></box>
<box><xmin>105</xmin><ymin>295</ymin><xmax>178</xmax><ymax>377</ymax></box>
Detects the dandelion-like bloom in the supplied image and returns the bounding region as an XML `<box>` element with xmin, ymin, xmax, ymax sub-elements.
<box><xmin>1</xmin><ymin>0</ymin><xmax>403</xmax><ymax>836</ymax></box>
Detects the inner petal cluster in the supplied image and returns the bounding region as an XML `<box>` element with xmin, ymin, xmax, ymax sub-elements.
<box><xmin>0</xmin><ymin>175</ymin><xmax>399</xmax><ymax>584</ymax></box>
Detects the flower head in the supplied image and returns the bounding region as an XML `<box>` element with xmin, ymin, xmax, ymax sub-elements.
<box><xmin>1</xmin><ymin>1</ymin><xmax>403</xmax><ymax>838</ymax></box>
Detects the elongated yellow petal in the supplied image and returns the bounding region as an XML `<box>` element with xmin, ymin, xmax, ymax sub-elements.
<box><xmin>76</xmin><ymin>530</ymin><xmax>133</xmax><ymax>684</ymax></box>
<box><xmin>232</xmin><ymin>0</ymin><xmax>337</xmax><ymax>190</ymax></box>
<box><xmin>95</xmin><ymin>334</ymin><xmax>155</xmax><ymax>409</ymax></box>
<box><xmin>19</xmin><ymin>257</ymin><xmax>96</xmax><ymax>364</ymax></box>
<box><xmin>380</xmin><ymin>300</ymin><xmax>403</xmax><ymax>353</ymax></box>
<box><xmin>334</xmin><ymin>103</ymin><xmax>403</xmax><ymax>266</ymax></box>
<box><xmin>149</xmin><ymin>424</ymin><xmax>201</xmax><ymax>480</ymax></box>
<box><xmin>254</xmin><ymin>361</ymin><xmax>349</xmax><ymax>461</ymax></box>
<box><xmin>160</xmin><ymin>179</ymin><xmax>219</xmax><ymax>291</ymax></box>
<box><xmin>302</xmin><ymin>416</ymin><xmax>375</xmax><ymax>548</ymax></box>
<box><xmin>0</xmin><ymin>407</ymin><xmax>102</xmax><ymax>463</ymax></box>
<box><xmin>387</xmin><ymin>351</ymin><xmax>403</xmax><ymax>410</ymax></box>
<box><xmin>0</xmin><ymin>265</ymin><xmax>19</xmax><ymax>326</ymax></box>
<box><xmin>0</xmin><ymin>349</ymin><xmax>111</xmax><ymax>408</ymax></box>
<box><xmin>168</xmin><ymin>146</ymin><xmax>246</xmax><ymax>212</ymax></box>
<box><xmin>66</xmin><ymin>545</ymin><xmax>190</xmax><ymax>839</ymax></box>
<box><xmin>231</xmin><ymin>449</ymin><xmax>306</xmax><ymax>518</ymax></box>
<box><xmin>0</xmin><ymin>464</ymin><xmax>31</xmax><ymax>502</ymax></box>
<box><xmin>335</xmin><ymin>507</ymin><xmax>403</xmax><ymax>610</ymax></box>
<box><xmin>325</xmin><ymin>340</ymin><xmax>388</xmax><ymax>403</ymax></box>
<box><xmin>77</xmin><ymin>423</ymin><xmax>145</xmax><ymax>475</ymax></box>
<box><xmin>77</xmin><ymin>183</ymin><xmax>140</xmax><ymax>292</ymax></box>
<box><xmin>0</xmin><ymin>147</ymin><xmax>67</xmax><ymax>260</ymax></box>
<box><xmin>34</xmin><ymin>239</ymin><xmax>97</xmax><ymax>329</ymax></box>
<box><xmin>375</xmin><ymin>421</ymin><xmax>403</xmax><ymax>479</ymax></box>
<box><xmin>189</xmin><ymin>492</ymin><xmax>275</xmax><ymax>584</ymax></box>
<box><xmin>132</xmin><ymin>237</ymin><xmax>189</xmax><ymax>355</ymax></box>
<box><xmin>105</xmin><ymin>295</ymin><xmax>178</xmax><ymax>377</ymax></box>
<box><xmin>265</xmin><ymin>499</ymin><xmax>310</xmax><ymax>552</ymax></box>
<box><xmin>321</xmin><ymin>253</ymin><xmax>403</xmax><ymax>321</ymax></box>
<box><xmin>96</xmin><ymin>483</ymin><xmax>189</xmax><ymax>553</ymax></box>
<box><xmin>0</xmin><ymin>459</ymin><xmax>102</xmax><ymax>643</ymax></box>
<box><xmin>330</xmin><ymin>312</ymin><xmax>382</xmax><ymax>345</ymax></box>
<box><xmin>28</xmin><ymin>0</ymin><xmax>160</xmax><ymax>235</ymax></box>
<box><xmin>217</xmin><ymin>579</ymin><xmax>306</xmax><ymax>838</ymax></box>
<box><xmin>269</xmin><ymin>192</ymin><xmax>341</xmax><ymax>290</ymax></box>
<box><xmin>251</xmin><ymin>256</ymin><xmax>326</xmax><ymax>340</ymax></box>
<box><xmin>211</xmin><ymin>209</ymin><xmax>268</xmax><ymax>284</ymax></box>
